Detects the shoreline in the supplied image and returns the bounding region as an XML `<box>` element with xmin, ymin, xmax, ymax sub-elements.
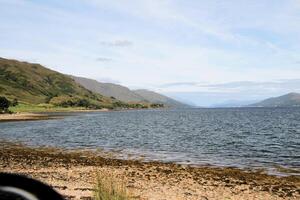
<box><xmin>0</xmin><ymin>142</ymin><xmax>299</xmax><ymax>199</ymax></box>
<box><xmin>0</xmin><ymin>108</ymin><xmax>165</xmax><ymax>122</ymax></box>
<box><xmin>0</xmin><ymin>113</ymin><xmax>54</xmax><ymax>122</ymax></box>
<box><xmin>0</xmin><ymin>109</ymin><xmax>110</xmax><ymax>122</ymax></box>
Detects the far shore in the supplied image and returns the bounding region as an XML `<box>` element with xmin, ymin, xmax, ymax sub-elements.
<box><xmin>0</xmin><ymin>142</ymin><xmax>299</xmax><ymax>200</ymax></box>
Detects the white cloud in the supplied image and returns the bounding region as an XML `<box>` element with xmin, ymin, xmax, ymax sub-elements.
<box><xmin>99</xmin><ymin>40</ymin><xmax>133</xmax><ymax>47</ymax></box>
<box><xmin>95</xmin><ymin>57</ymin><xmax>113</xmax><ymax>62</ymax></box>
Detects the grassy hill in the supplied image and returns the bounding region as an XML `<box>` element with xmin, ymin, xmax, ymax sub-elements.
<box><xmin>0</xmin><ymin>57</ymin><xmax>125</xmax><ymax>109</ymax></box>
<box><xmin>250</xmin><ymin>93</ymin><xmax>300</xmax><ymax>107</ymax></box>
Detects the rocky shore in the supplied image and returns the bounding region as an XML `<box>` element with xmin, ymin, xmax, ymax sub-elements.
<box><xmin>0</xmin><ymin>142</ymin><xmax>299</xmax><ymax>200</ymax></box>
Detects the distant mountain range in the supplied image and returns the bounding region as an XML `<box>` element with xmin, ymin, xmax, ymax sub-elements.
<box><xmin>71</xmin><ymin>76</ymin><xmax>189</xmax><ymax>108</ymax></box>
<box><xmin>4</xmin><ymin>57</ymin><xmax>299</xmax><ymax>109</ymax></box>
<box><xmin>212</xmin><ymin>93</ymin><xmax>300</xmax><ymax>108</ymax></box>
<box><xmin>250</xmin><ymin>93</ymin><xmax>300</xmax><ymax>107</ymax></box>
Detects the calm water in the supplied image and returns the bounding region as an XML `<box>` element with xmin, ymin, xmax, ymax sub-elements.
<box><xmin>1</xmin><ymin>108</ymin><xmax>300</xmax><ymax>175</ymax></box>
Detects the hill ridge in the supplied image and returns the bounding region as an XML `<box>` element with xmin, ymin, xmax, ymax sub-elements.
<box><xmin>71</xmin><ymin>75</ymin><xmax>189</xmax><ymax>108</ymax></box>
<box><xmin>70</xmin><ymin>75</ymin><xmax>147</xmax><ymax>103</ymax></box>
<box><xmin>250</xmin><ymin>92</ymin><xmax>300</xmax><ymax>107</ymax></box>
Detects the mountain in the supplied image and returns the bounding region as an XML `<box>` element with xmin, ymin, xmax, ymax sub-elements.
<box><xmin>250</xmin><ymin>93</ymin><xmax>300</xmax><ymax>107</ymax></box>
<box><xmin>0</xmin><ymin>57</ymin><xmax>118</xmax><ymax>108</ymax></box>
<box><xmin>133</xmin><ymin>89</ymin><xmax>189</xmax><ymax>108</ymax></box>
<box><xmin>71</xmin><ymin>76</ymin><xmax>189</xmax><ymax>108</ymax></box>
<box><xmin>70</xmin><ymin>76</ymin><xmax>146</xmax><ymax>103</ymax></box>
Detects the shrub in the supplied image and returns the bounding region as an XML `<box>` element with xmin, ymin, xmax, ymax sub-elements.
<box><xmin>150</xmin><ymin>103</ymin><xmax>164</xmax><ymax>108</ymax></box>
<box><xmin>0</xmin><ymin>96</ymin><xmax>10</xmax><ymax>113</ymax></box>
<box><xmin>128</xmin><ymin>103</ymin><xmax>147</xmax><ymax>109</ymax></box>
<box><xmin>112</xmin><ymin>101</ymin><xmax>130</xmax><ymax>108</ymax></box>
<box><xmin>77</xmin><ymin>99</ymin><xmax>90</xmax><ymax>107</ymax></box>
<box><xmin>94</xmin><ymin>173</ymin><xmax>130</xmax><ymax>200</ymax></box>
<box><xmin>49</xmin><ymin>96</ymin><xmax>102</xmax><ymax>109</ymax></box>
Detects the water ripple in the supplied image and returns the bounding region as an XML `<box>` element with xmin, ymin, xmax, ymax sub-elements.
<box><xmin>0</xmin><ymin>108</ymin><xmax>299</xmax><ymax>175</ymax></box>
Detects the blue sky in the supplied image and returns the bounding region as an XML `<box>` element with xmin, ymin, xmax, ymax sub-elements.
<box><xmin>1</xmin><ymin>0</ymin><xmax>300</xmax><ymax>106</ymax></box>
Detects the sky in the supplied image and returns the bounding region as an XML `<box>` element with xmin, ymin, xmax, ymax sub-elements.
<box><xmin>1</xmin><ymin>0</ymin><xmax>300</xmax><ymax>106</ymax></box>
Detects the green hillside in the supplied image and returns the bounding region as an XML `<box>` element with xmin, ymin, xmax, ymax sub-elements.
<box><xmin>0</xmin><ymin>57</ymin><xmax>120</xmax><ymax>109</ymax></box>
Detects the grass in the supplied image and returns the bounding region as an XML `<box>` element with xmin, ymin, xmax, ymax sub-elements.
<box><xmin>94</xmin><ymin>172</ymin><xmax>131</xmax><ymax>200</ymax></box>
<box><xmin>0</xmin><ymin>57</ymin><xmax>119</xmax><ymax>107</ymax></box>
<box><xmin>9</xmin><ymin>103</ymin><xmax>88</xmax><ymax>113</ymax></box>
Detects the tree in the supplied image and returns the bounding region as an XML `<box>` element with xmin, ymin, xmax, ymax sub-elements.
<box><xmin>77</xmin><ymin>99</ymin><xmax>89</xmax><ymax>107</ymax></box>
<box><xmin>0</xmin><ymin>96</ymin><xmax>10</xmax><ymax>113</ymax></box>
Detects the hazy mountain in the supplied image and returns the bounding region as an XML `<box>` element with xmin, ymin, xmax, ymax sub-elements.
<box><xmin>71</xmin><ymin>76</ymin><xmax>189</xmax><ymax>107</ymax></box>
<box><xmin>250</xmin><ymin>93</ymin><xmax>300</xmax><ymax>107</ymax></box>
<box><xmin>70</xmin><ymin>76</ymin><xmax>146</xmax><ymax>103</ymax></box>
<box><xmin>134</xmin><ymin>89</ymin><xmax>189</xmax><ymax>108</ymax></box>
<box><xmin>0</xmin><ymin>57</ymin><xmax>119</xmax><ymax>107</ymax></box>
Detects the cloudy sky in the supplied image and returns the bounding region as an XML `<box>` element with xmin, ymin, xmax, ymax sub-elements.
<box><xmin>1</xmin><ymin>0</ymin><xmax>300</xmax><ymax>106</ymax></box>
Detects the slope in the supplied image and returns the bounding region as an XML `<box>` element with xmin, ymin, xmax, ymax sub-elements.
<box><xmin>250</xmin><ymin>93</ymin><xmax>300</xmax><ymax>107</ymax></box>
<box><xmin>134</xmin><ymin>89</ymin><xmax>190</xmax><ymax>108</ymax></box>
<box><xmin>70</xmin><ymin>76</ymin><xmax>146</xmax><ymax>103</ymax></box>
<box><xmin>0</xmin><ymin>57</ymin><xmax>114</xmax><ymax>107</ymax></box>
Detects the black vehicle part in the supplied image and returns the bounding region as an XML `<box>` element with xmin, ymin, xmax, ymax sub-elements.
<box><xmin>0</xmin><ymin>173</ymin><xmax>64</xmax><ymax>200</ymax></box>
